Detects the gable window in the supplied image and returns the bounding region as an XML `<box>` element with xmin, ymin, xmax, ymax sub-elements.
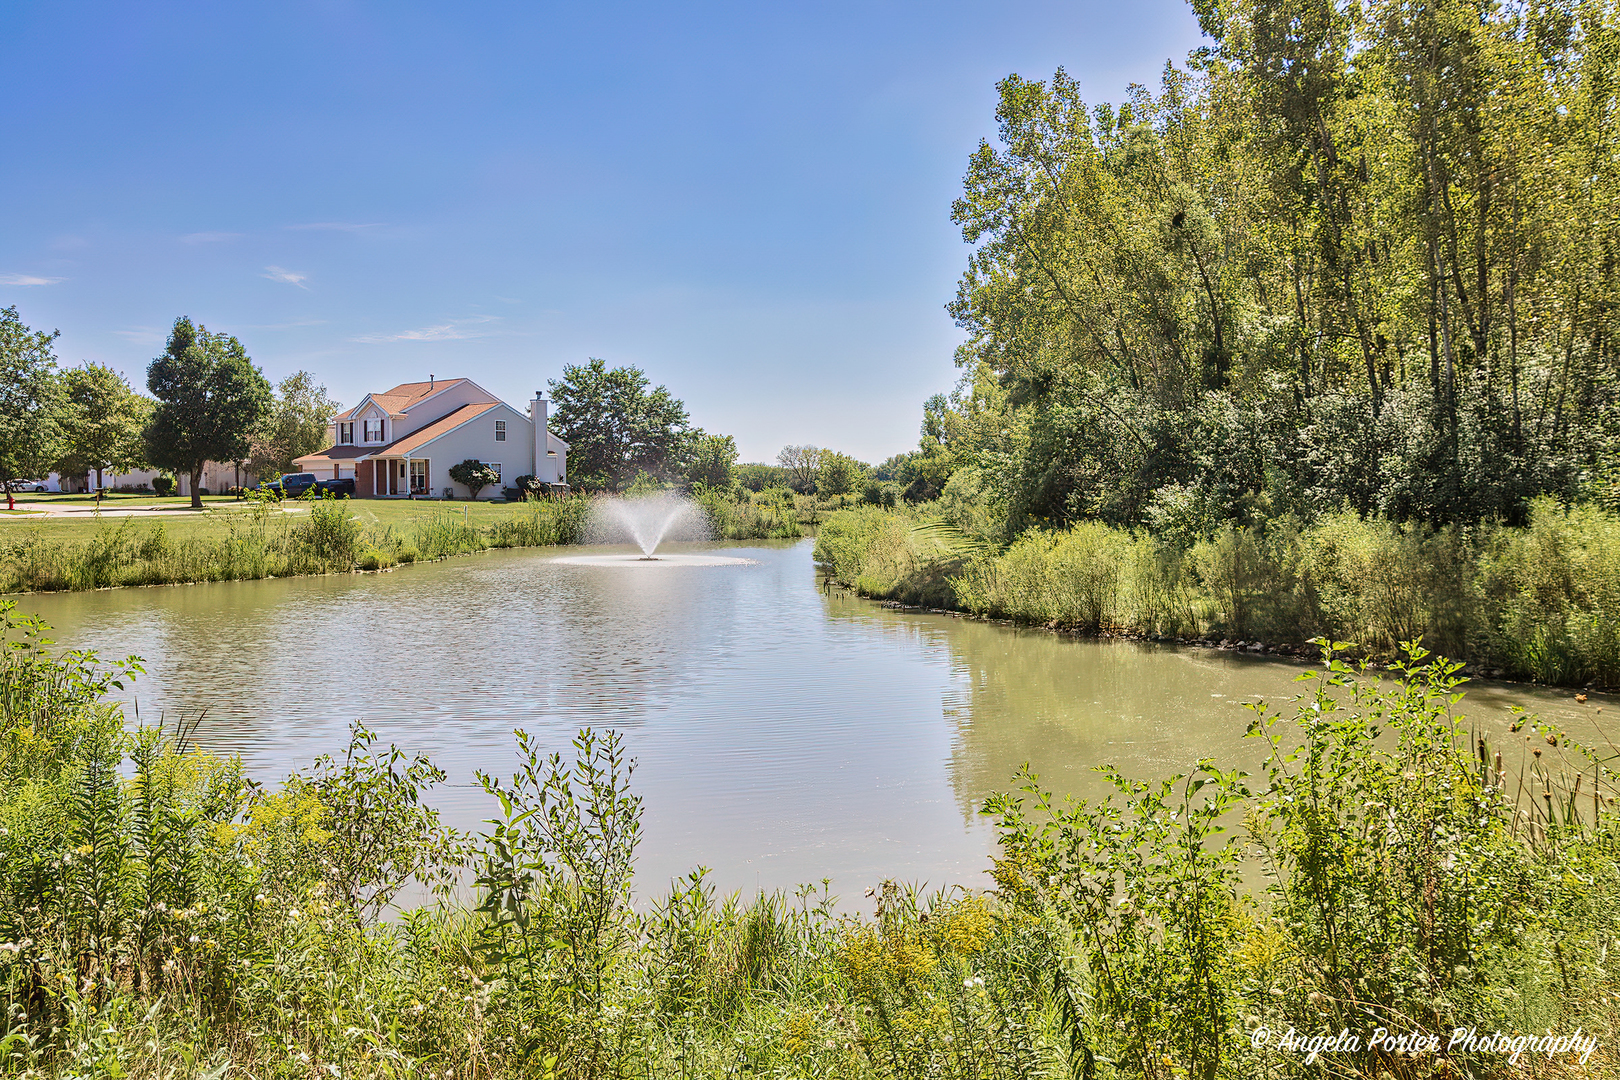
<box><xmin>339</xmin><ymin>422</ymin><xmax>354</xmax><ymax>445</ymax></box>
<box><xmin>495</xmin><ymin>420</ymin><xmax>506</xmax><ymax>442</ymax></box>
<box><xmin>363</xmin><ymin>419</ymin><xmax>384</xmax><ymax>443</ymax></box>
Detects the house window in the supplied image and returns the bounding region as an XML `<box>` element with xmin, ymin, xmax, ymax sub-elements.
<box><xmin>484</xmin><ymin>462</ymin><xmax>502</xmax><ymax>482</ymax></box>
<box><xmin>339</xmin><ymin>422</ymin><xmax>354</xmax><ymax>445</ymax></box>
<box><xmin>495</xmin><ymin>420</ymin><xmax>506</xmax><ymax>442</ymax></box>
<box><xmin>410</xmin><ymin>460</ymin><xmax>428</xmax><ymax>493</ymax></box>
<box><xmin>364</xmin><ymin>419</ymin><xmax>384</xmax><ymax>442</ymax></box>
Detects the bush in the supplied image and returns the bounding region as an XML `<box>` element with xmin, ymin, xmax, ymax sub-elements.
<box><xmin>152</xmin><ymin>475</ymin><xmax>175</xmax><ymax>496</ymax></box>
<box><xmin>3</xmin><ymin>605</ymin><xmax>1617</xmax><ymax>1076</ymax></box>
<box><xmin>819</xmin><ymin>502</ymin><xmax>1620</xmax><ymax>681</ymax></box>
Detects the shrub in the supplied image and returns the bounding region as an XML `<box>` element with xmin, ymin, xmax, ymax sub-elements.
<box><xmin>152</xmin><ymin>475</ymin><xmax>175</xmax><ymax>496</ymax></box>
<box><xmin>448</xmin><ymin>458</ymin><xmax>500</xmax><ymax>500</ymax></box>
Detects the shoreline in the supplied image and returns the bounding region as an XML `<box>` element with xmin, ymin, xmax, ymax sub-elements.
<box><xmin>854</xmin><ymin>591</ymin><xmax>1613</xmax><ymax>697</ymax></box>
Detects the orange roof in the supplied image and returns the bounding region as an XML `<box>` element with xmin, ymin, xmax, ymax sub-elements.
<box><xmin>333</xmin><ymin>379</ymin><xmax>466</xmax><ymax>421</ymax></box>
<box><xmin>376</xmin><ymin>401</ymin><xmax>502</xmax><ymax>456</ymax></box>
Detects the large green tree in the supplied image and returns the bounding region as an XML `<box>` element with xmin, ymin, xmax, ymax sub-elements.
<box><xmin>249</xmin><ymin>370</ymin><xmax>341</xmax><ymax>479</ymax></box>
<box><xmin>56</xmin><ymin>364</ymin><xmax>151</xmax><ymax>491</ymax></box>
<box><xmin>685</xmin><ymin>433</ymin><xmax>738</xmax><ymax>490</ymax></box>
<box><xmin>145</xmin><ymin>317</ymin><xmax>273</xmax><ymax>508</ymax></box>
<box><xmin>817</xmin><ymin>451</ymin><xmax>865</xmax><ymax>498</ymax></box>
<box><xmin>0</xmin><ymin>307</ymin><xmax>65</xmax><ymax>510</ymax></box>
<box><xmin>548</xmin><ymin>359</ymin><xmax>697</xmax><ymax>490</ymax></box>
<box><xmin>935</xmin><ymin>0</ymin><xmax>1620</xmax><ymax>538</ymax></box>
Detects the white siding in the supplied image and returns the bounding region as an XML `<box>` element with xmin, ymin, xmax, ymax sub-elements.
<box><xmin>408</xmin><ymin>404</ymin><xmax>535</xmax><ymax>498</ymax></box>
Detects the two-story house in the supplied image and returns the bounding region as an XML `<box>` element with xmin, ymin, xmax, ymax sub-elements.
<box><xmin>294</xmin><ymin>377</ymin><xmax>569</xmax><ymax>498</ymax></box>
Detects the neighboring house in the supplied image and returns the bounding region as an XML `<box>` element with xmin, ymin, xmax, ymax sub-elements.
<box><xmin>293</xmin><ymin>377</ymin><xmax>569</xmax><ymax>498</ymax></box>
<box><xmin>40</xmin><ymin>465</ymin><xmax>255</xmax><ymax>495</ymax></box>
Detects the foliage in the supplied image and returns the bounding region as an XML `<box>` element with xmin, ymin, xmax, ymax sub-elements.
<box><xmin>0</xmin><ymin>495</ymin><xmax>594</xmax><ymax>593</ymax></box>
<box><xmin>817</xmin><ymin>451</ymin><xmax>866</xmax><ymax>499</ymax></box>
<box><xmin>0</xmin><ymin>307</ymin><xmax>64</xmax><ymax>504</ymax></box>
<box><xmin>548</xmin><ymin>359</ymin><xmax>697</xmax><ymax>490</ymax></box>
<box><xmin>143</xmin><ymin>317</ymin><xmax>273</xmax><ymax>509</ymax></box>
<box><xmin>248</xmin><ymin>371</ymin><xmax>340</xmax><ymax>479</ymax></box>
<box><xmin>449</xmin><ymin>459</ymin><xmax>501</xmax><ymax>501</ymax></box>
<box><xmin>733</xmin><ymin>463</ymin><xmax>791</xmax><ymax>491</ymax></box>
<box><xmin>899</xmin><ymin>1</ymin><xmax>1620</xmax><ymax>544</ymax></box>
<box><xmin>685</xmin><ymin>433</ymin><xmax>738</xmax><ymax>490</ymax></box>
<box><xmin>819</xmin><ymin>499</ymin><xmax>1620</xmax><ymax>685</ymax></box>
<box><xmin>692</xmin><ymin>485</ymin><xmax>801</xmax><ymax>540</ymax></box>
<box><xmin>775</xmin><ymin>445</ymin><xmax>822</xmax><ymax>493</ymax></box>
<box><xmin>1</xmin><ymin>608</ymin><xmax>1617</xmax><ymax>1077</ymax></box>
<box><xmin>54</xmin><ymin>364</ymin><xmax>151</xmax><ymax>490</ymax></box>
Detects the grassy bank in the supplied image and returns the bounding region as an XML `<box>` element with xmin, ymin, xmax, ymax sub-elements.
<box><xmin>2</xmin><ymin>606</ymin><xmax>1617</xmax><ymax>1077</ymax></box>
<box><xmin>0</xmin><ymin>495</ymin><xmax>592</xmax><ymax>593</ymax></box>
<box><xmin>815</xmin><ymin>499</ymin><xmax>1620</xmax><ymax>687</ymax></box>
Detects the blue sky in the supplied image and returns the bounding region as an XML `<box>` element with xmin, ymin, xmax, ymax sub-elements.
<box><xmin>2</xmin><ymin>1</ymin><xmax>1203</xmax><ymax>464</ymax></box>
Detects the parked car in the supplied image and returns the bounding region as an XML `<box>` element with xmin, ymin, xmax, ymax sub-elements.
<box><xmin>258</xmin><ymin>473</ymin><xmax>319</xmax><ymax>498</ymax></box>
<box><xmin>317</xmin><ymin>477</ymin><xmax>355</xmax><ymax>497</ymax></box>
<box><xmin>8</xmin><ymin>480</ymin><xmax>48</xmax><ymax>493</ymax></box>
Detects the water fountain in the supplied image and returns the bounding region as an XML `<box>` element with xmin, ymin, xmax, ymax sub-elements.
<box><xmin>554</xmin><ymin>492</ymin><xmax>755</xmax><ymax>567</ymax></box>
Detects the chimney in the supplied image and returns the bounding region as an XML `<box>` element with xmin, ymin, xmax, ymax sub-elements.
<box><xmin>532</xmin><ymin>391</ymin><xmax>552</xmax><ymax>483</ymax></box>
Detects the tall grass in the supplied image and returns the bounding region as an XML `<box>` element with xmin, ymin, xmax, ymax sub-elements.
<box><xmin>0</xmin><ymin>494</ymin><xmax>593</xmax><ymax>594</ymax></box>
<box><xmin>2</xmin><ymin>606</ymin><xmax>1617</xmax><ymax>1077</ymax></box>
<box><xmin>818</xmin><ymin>498</ymin><xmax>1620</xmax><ymax>686</ymax></box>
<box><xmin>692</xmin><ymin>485</ymin><xmax>803</xmax><ymax>540</ymax></box>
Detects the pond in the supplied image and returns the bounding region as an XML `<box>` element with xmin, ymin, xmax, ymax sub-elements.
<box><xmin>11</xmin><ymin>538</ymin><xmax>1610</xmax><ymax>900</ymax></box>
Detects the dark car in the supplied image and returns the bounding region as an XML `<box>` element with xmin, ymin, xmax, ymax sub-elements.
<box><xmin>259</xmin><ymin>473</ymin><xmax>320</xmax><ymax>498</ymax></box>
<box><xmin>317</xmin><ymin>477</ymin><xmax>356</xmax><ymax>497</ymax></box>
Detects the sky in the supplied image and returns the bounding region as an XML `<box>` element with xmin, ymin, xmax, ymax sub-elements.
<box><xmin>2</xmin><ymin>1</ymin><xmax>1205</xmax><ymax>464</ymax></box>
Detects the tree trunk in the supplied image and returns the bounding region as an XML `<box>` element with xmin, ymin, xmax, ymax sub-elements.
<box><xmin>190</xmin><ymin>465</ymin><xmax>204</xmax><ymax>509</ymax></box>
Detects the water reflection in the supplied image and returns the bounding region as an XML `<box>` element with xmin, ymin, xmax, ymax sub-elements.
<box><xmin>13</xmin><ymin>539</ymin><xmax>1611</xmax><ymax>900</ymax></box>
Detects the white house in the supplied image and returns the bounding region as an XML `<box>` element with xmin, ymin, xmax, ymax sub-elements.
<box><xmin>293</xmin><ymin>377</ymin><xmax>569</xmax><ymax>498</ymax></box>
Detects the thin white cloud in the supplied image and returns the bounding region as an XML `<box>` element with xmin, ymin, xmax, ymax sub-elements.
<box><xmin>0</xmin><ymin>273</ymin><xmax>63</xmax><ymax>286</ymax></box>
<box><xmin>263</xmin><ymin>266</ymin><xmax>310</xmax><ymax>289</ymax></box>
<box><xmin>181</xmin><ymin>231</ymin><xmax>243</xmax><ymax>244</ymax></box>
<box><xmin>245</xmin><ymin>319</ymin><xmax>329</xmax><ymax>331</ymax></box>
<box><xmin>114</xmin><ymin>326</ymin><xmax>166</xmax><ymax>345</ymax></box>
<box><xmin>284</xmin><ymin>222</ymin><xmax>383</xmax><ymax>232</ymax></box>
<box><xmin>351</xmin><ymin>315</ymin><xmax>499</xmax><ymax>344</ymax></box>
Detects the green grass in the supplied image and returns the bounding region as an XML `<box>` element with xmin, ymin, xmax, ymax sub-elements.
<box><xmin>0</xmin><ymin>496</ymin><xmax>592</xmax><ymax>593</ymax></box>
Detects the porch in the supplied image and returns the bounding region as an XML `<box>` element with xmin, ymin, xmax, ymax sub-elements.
<box><xmin>358</xmin><ymin>457</ymin><xmax>432</xmax><ymax>498</ymax></box>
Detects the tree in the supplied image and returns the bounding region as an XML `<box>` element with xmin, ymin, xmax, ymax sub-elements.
<box><xmin>56</xmin><ymin>364</ymin><xmax>151</xmax><ymax>491</ymax></box>
<box><xmin>775</xmin><ymin>444</ymin><xmax>822</xmax><ymax>493</ymax></box>
<box><xmin>817</xmin><ymin>450</ymin><xmax>865</xmax><ymax>498</ymax></box>
<box><xmin>144</xmin><ymin>317</ymin><xmax>273</xmax><ymax>508</ymax></box>
<box><xmin>0</xmin><ymin>307</ymin><xmax>65</xmax><ymax>510</ymax></box>
<box><xmin>449</xmin><ymin>459</ymin><xmax>500</xmax><ymax>500</ymax></box>
<box><xmin>548</xmin><ymin>359</ymin><xmax>696</xmax><ymax>490</ymax></box>
<box><xmin>249</xmin><ymin>371</ymin><xmax>341</xmax><ymax>479</ymax></box>
<box><xmin>686</xmin><ymin>433</ymin><xmax>738</xmax><ymax>490</ymax></box>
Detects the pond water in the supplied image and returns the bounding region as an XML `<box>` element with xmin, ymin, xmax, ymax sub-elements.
<box><xmin>11</xmin><ymin>539</ymin><xmax>1611</xmax><ymax>900</ymax></box>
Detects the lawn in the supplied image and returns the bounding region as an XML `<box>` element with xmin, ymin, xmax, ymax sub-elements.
<box><xmin>0</xmin><ymin>497</ymin><xmax>544</xmax><ymax>546</ymax></box>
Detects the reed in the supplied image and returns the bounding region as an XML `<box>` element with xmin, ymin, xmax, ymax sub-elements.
<box><xmin>1</xmin><ymin>606</ymin><xmax>1616</xmax><ymax>1077</ymax></box>
<box><xmin>0</xmin><ymin>494</ymin><xmax>596</xmax><ymax>594</ymax></box>
<box><xmin>817</xmin><ymin>499</ymin><xmax>1620</xmax><ymax>686</ymax></box>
